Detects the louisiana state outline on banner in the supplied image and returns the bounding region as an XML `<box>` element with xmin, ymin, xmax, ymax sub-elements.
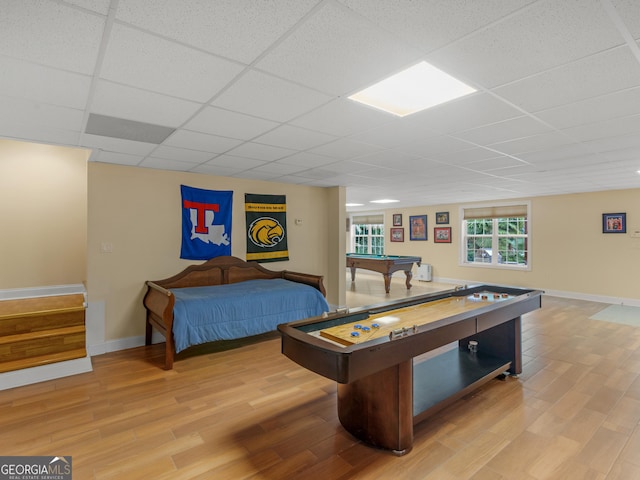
<box><xmin>245</xmin><ymin>193</ymin><xmax>288</xmax><ymax>263</ymax></box>
<box><xmin>180</xmin><ymin>185</ymin><xmax>232</xmax><ymax>260</ymax></box>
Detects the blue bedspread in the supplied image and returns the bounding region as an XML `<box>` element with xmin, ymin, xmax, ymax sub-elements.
<box><xmin>171</xmin><ymin>278</ymin><xmax>329</xmax><ymax>352</ymax></box>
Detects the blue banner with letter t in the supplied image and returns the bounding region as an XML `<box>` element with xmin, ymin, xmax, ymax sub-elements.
<box><xmin>180</xmin><ymin>185</ymin><xmax>232</xmax><ymax>260</ymax></box>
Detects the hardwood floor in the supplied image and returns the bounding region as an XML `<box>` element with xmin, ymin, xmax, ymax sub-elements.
<box><xmin>1</xmin><ymin>276</ymin><xmax>639</xmax><ymax>479</ymax></box>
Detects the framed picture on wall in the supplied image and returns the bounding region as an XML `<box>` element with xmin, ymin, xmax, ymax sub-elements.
<box><xmin>434</xmin><ymin>227</ymin><xmax>452</xmax><ymax>243</ymax></box>
<box><xmin>409</xmin><ymin>215</ymin><xmax>427</xmax><ymax>241</ymax></box>
<box><xmin>602</xmin><ymin>213</ymin><xmax>626</xmax><ymax>233</ymax></box>
<box><xmin>390</xmin><ymin>227</ymin><xmax>404</xmax><ymax>242</ymax></box>
<box><xmin>393</xmin><ymin>213</ymin><xmax>402</xmax><ymax>226</ymax></box>
<box><xmin>436</xmin><ymin>212</ymin><xmax>449</xmax><ymax>224</ymax></box>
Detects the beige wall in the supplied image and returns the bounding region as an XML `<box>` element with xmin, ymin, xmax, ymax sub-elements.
<box><xmin>4</xmin><ymin>135</ymin><xmax>638</xmax><ymax>348</ymax></box>
<box><xmin>87</xmin><ymin>162</ymin><xmax>341</xmax><ymax>341</ymax></box>
<box><xmin>365</xmin><ymin>188</ymin><xmax>640</xmax><ymax>301</ymax></box>
<box><xmin>0</xmin><ymin>139</ymin><xmax>88</xmax><ymax>289</ymax></box>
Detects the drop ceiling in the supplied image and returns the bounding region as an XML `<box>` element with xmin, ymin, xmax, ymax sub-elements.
<box><xmin>2</xmin><ymin>0</ymin><xmax>640</xmax><ymax>211</ymax></box>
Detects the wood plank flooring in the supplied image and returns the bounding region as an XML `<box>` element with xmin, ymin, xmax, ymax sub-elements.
<box><xmin>1</xmin><ymin>276</ymin><xmax>639</xmax><ymax>479</ymax></box>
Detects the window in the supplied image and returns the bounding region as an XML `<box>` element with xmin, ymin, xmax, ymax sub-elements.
<box><xmin>461</xmin><ymin>203</ymin><xmax>529</xmax><ymax>269</ymax></box>
<box><xmin>351</xmin><ymin>214</ymin><xmax>384</xmax><ymax>255</ymax></box>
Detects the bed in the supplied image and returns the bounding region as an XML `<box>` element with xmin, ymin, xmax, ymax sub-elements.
<box><xmin>143</xmin><ymin>256</ymin><xmax>329</xmax><ymax>369</ymax></box>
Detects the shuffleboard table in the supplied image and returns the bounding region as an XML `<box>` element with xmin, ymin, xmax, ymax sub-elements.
<box><xmin>346</xmin><ymin>253</ymin><xmax>422</xmax><ymax>293</ymax></box>
<box><xmin>278</xmin><ymin>284</ymin><xmax>543</xmax><ymax>455</ymax></box>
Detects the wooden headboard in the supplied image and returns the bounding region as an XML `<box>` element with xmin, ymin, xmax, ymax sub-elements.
<box><xmin>148</xmin><ymin>255</ymin><xmax>326</xmax><ymax>295</ymax></box>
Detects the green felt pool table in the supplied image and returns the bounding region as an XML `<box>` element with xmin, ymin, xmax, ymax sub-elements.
<box><xmin>346</xmin><ymin>253</ymin><xmax>422</xmax><ymax>293</ymax></box>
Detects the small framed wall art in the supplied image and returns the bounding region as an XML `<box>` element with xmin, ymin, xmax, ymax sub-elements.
<box><xmin>435</xmin><ymin>211</ymin><xmax>449</xmax><ymax>224</ymax></box>
<box><xmin>602</xmin><ymin>212</ymin><xmax>626</xmax><ymax>233</ymax></box>
<box><xmin>390</xmin><ymin>227</ymin><xmax>404</xmax><ymax>242</ymax></box>
<box><xmin>434</xmin><ymin>227</ymin><xmax>452</xmax><ymax>243</ymax></box>
<box><xmin>393</xmin><ymin>213</ymin><xmax>402</xmax><ymax>226</ymax></box>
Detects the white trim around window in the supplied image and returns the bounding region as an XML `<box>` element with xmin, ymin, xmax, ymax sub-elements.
<box><xmin>458</xmin><ymin>200</ymin><xmax>532</xmax><ymax>271</ymax></box>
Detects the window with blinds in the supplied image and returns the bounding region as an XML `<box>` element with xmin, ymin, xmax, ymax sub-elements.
<box><xmin>351</xmin><ymin>214</ymin><xmax>384</xmax><ymax>255</ymax></box>
<box><xmin>461</xmin><ymin>202</ymin><xmax>530</xmax><ymax>268</ymax></box>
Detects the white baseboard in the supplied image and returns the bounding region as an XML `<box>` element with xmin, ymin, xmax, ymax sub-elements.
<box><xmin>0</xmin><ymin>356</ymin><xmax>93</xmax><ymax>391</ymax></box>
<box><xmin>0</xmin><ymin>283</ymin><xmax>86</xmax><ymax>301</ymax></box>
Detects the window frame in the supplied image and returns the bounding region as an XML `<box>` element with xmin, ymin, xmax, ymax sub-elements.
<box><xmin>458</xmin><ymin>201</ymin><xmax>531</xmax><ymax>271</ymax></box>
<box><xmin>349</xmin><ymin>213</ymin><xmax>385</xmax><ymax>255</ymax></box>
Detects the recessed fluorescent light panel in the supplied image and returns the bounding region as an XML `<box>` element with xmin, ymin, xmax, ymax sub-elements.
<box><xmin>370</xmin><ymin>199</ymin><xmax>399</xmax><ymax>204</ymax></box>
<box><xmin>348</xmin><ymin>61</ymin><xmax>476</xmax><ymax>117</ymax></box>
<box><xmin>346</xmin><ymin>203</ymin><xmax>364</xmax><ymax>207</ymax></box>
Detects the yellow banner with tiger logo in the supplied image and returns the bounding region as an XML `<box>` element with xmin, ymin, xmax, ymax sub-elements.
<box><xmin>245</xmin><ymin>194</ymin><xmax>288</xmax><ymax>263</ymax></box>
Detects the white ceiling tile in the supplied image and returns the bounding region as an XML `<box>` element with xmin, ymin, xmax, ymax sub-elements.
<box><xmin>536</xmin><ymin>86</ymin><xmax>640</xmax><ymax>130</ymax></box>
<box><xmin>290</xmin><ymin>98</ymin><xmax>393</xmax><ymax>136</ymax></box>
<box><xmin>212</xmin><ymin>70</ymin><xmax>331</xmax><ymax>122</ymax></box>
<box><xmin>101</xmin><ymin>24</ymin><xmax>245</xmax><ymax>102</ymax></box>
<box><xmin>560</xmin><ymin>113</ymin><xmax>640</xmax><ymax>142</ymax></box>
<box><xmin>276</xmin><ymin>152</ymin><xmax>338</xmax><ymax>168</ymax></box>
<box><xmin>0</xmin><ymin>96</ymin><xmax>84</xmax><ymax>132</ymax></box>
<box><xmin>349</xmin><ymin>150</ymin><xmax>423</xmax><ymax>169</ymax></box>
<box><xmin>190</xmin><ymin>164</ymin><xmax>246</xmax><ymax>177</ymax></box>
<box><xmin>0</xmin><ymin>126</ymin><xmax>80</xmax><ymax>147</ymax></box>
<box><xmin>493</xmin><ymin>47</ymin><xmax>640</xmax><ymax>112</ymax></box>
<box><xmin>184</xmin><ymin>107</ymin><xmax>279</xmax><ymax>140</ymax></box>
<box><xmin>65</xmin><ymin>0</ymin><xmax>111</xmax><ymax>15</ymax></box>
<box><xmin>518</xmin><ymin>144</ymin><xmax>595</xmax><ymax>164</ymax></box>
<box><xmin>256</xmin><ymin>1</ymin><xmax>423</xmax><ymax>95</ymax></box>
<box><xmin>163</xmin><ymin>130</ymin><xmax>242</xmax><ymax>153</ymax></box>
<box><xmin>309</xmin><ymin>138</ymin><xmax>385</xmax><ymax>160</ymax></box>
<box><xmin>428</xmin><ymin>0</ymin><xmax>625</xmax><ymax>88</ymax></box>
<box><xmin>455</xmin><ymin>116</ymin><xmax>552</xmax><ymax>146</ymax></box>
<box><xmin>431</xmin><ymin>147</ymin><xmax>505</xmax><ymax>166</ymax></box>
<box><xmin>249</xmin><ymin>162</ymin><xmax>308</xmax><ymax>176</ymax></box>
<box><xmin>400</xmin><ymin>135</ymin><xmax>475</xmax><ymax>158</ymax></box>
<box><xmin>115</xmin><ymin>0</ymin><xmax>319</xmax><ymax>64</ymax></box>
<box><xmin>464</xmin><ymin>156</ymin><xmax>529</xmax><ymax>172</ymax></box>
<box><xmin>91</xmin><ymin>80</ymin><xmax>202</xmax><ymax>127</ymax></box>
<box><xmin>296</xmin><ymin>168</ymin><xmax>344</xmax><ymax>181</ymax></box>
<box><xmin>149</xmin><ymin>146</ymin><xmax>213</xmax><ymax>163</ymax></box>
<box><xmin>487</xmin><ymin>131</ymin><xmax>574</xmax><ymax>156</ymax></box>
<box><xmin>226</xmin><ymin>142</ymin><xmax>297</xmax><ymax>162</ymax></box>
<box><xmin>0</xmin><ymin>0</ymin><xmax>105</xmax><ymax>74</ymax></box>
<box><xmin>610</xmin><ymin>0</ymin><xmax>640</xmax><ymax>38</ymax></box>
<box><xmin>232</xmin><ymin>170</ymin><xmax>280</xmax><ymax>181</ymax></box>
<box><xmin>204</xmin><ymin>155</ymin><xmax>267</xmax><ymax>170</ymax></box>
<box><xmin>139</xmin><ymin>157</ymin><xmax>201</xmax><ymax>171</ymax></box>
<box><xmin>350</xmin><ymin>118</ymin><xmax>439</xmax><ymax>149</ymax></box>
<box><xmin>339</xmin><ymin>0</ymin><xmax>536</xmax><ymax>53</ymax></box>
<box><xmin>0</xmin><ymin>57</ymin><xmax>91</xmax><ymax>109</ymax></box>
<box><xmin>406</xmin><ymin>93</ymin><xmax>523</xmax><ymax>135</ymax></box>
<box><xmin>584</xmin><ymin>131</ymin><xmax>640</xmax><ymax>152</ymax></box>
<box><xmin>253</xmin><ymin>125</ymin><xmax>336</xmax><ymax>150</ymax></box>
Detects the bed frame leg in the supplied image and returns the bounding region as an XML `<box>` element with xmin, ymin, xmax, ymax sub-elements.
<box><xmin>145</xmin><ymin>319</ymin><xmax>153</xmax><ymax>345</ymax></box>
<box><xmin>165</xmin><ymin>341</ymin><xmax>174</xmax><ymax>370</ymax></box>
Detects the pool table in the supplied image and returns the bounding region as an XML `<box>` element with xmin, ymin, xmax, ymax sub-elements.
<box><xmin>346</xmin><ymin>253</ymin><xmax>422</xmax><ymax>293</ymax></box>
<box><xmin>279</xmin><ymin>284</ymin><xmax>543</xmax><ymax>455</ymax></box>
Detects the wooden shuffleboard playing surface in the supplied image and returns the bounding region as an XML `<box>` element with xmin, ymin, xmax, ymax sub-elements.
<box><xmin>320</xmin><ymin>291</ymin><xmax>513</xmax><ymax>346</ymax></box>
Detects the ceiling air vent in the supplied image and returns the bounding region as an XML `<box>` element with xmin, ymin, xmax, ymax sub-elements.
<box><xmin>85</xmin><ymin>113</ymin><xmax>175</xmax><ymax>144</ymax></box>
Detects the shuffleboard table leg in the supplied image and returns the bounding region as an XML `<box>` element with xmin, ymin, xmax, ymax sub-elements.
<box><xmin>337</xmin><ymin>360</ymin><xmax>413</xmax><ymax>454</ymax></box>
